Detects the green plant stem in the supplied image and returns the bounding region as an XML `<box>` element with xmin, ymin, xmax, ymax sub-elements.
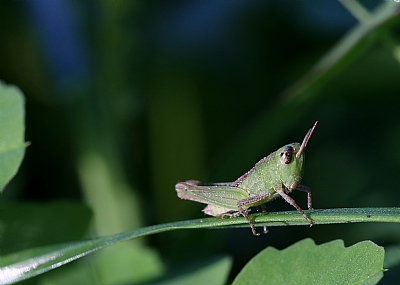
<box><xmin>1</xmin><ymin>207</ymin><xmax>399</xmax><ymax>285</ymax></box>
<box><xmin>0</xmin><ymin>208</ymin><xmax>400</xmax><ymax>284</ymax></box>
<box><xmin>251</xmin><ymin>207</ymin><xmax>400</xmax><ymax>227</ymax></box>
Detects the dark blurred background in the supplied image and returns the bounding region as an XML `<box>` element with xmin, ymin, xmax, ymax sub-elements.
<box><xmin>1</xmin><ymin>1</ymin><xmax>400</xmax><ymax>284</ymax></box>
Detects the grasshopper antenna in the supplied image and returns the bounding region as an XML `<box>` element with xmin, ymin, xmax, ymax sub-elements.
<box><xmin>296</xmin><ymin>121</ymin><xmax>318</xmax><ymax>158</ymax></box>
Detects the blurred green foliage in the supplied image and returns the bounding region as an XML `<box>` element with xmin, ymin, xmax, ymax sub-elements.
<box><xmin>1</xmin><ymin>1</ymin><xmax>400</xmax><ymax>284</ymax></box>
<box><xmin>0</xmin><ymin>83</ymin><xmax>25</xmax><ymax>192</ymax></box>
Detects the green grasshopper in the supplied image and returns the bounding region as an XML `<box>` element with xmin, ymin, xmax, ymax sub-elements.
<box><xmin>175</xmin><ymin>121</ymin><xmax>317</xmax><ymax>236</ymax></box>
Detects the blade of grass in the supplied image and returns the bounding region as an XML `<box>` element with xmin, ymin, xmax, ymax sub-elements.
<box><xmin>340</xmin><ymin>0</ymin><xmax>371</xmax><ymax>23</ymax></box>
<box><xmin>281</xmin><ymin>1</ymin><xmax>400</xmax><ymax>102</ymax></box>
<box><xmin>1</xmin><ymin>207</ymin><xmax>399</xmax><ymax>284</ymax></box>
<box><xmin>216</xmin><ymin>2</ymin><xmax>400</xmax><ymax>178</ymax></box>
<box><xmin>340</xmin><ymin>0</ymin><xmax>400</xmax><ymax>66</ymax></box>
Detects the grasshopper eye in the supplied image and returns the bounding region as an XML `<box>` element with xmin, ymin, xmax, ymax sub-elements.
<box><xmin>280</xmin><ymin>146</ymin><xmax>294</xmax><ymax>164</ymax></box>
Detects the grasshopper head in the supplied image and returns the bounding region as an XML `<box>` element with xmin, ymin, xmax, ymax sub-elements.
<box><xmin>278</xmin><ymin>122</ymin><xmax>317</xmax><ymax>191</ymax></box>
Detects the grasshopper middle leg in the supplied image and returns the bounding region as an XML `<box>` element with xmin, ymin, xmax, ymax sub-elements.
<box><xmin>237</xmin><ymin>193</ymin><xmax>271</xmax><ymax>236</ymax></box>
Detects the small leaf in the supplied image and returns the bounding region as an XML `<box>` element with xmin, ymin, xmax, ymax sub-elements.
<box><xmin>0</xmin><ymin>81</ymin><xmax>26</xmax><ymax>193</ymax></box>
<box><xmin>232</xmin><ymin>238</ymin><xmax>384</xmax><ymax>285</ymax></box>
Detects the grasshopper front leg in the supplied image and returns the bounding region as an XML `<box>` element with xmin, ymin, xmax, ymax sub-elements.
<box><xmin>276</xmin><ymin>186</ymin><xmax>314</xmax><ymax>227</ymax></box>
<box><xmin>295</xmin><ymin>184</ymin><xmax>313</xmax><ymax>210</ymax></box>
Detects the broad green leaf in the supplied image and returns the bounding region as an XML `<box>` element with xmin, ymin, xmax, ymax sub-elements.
<box><xmin>232</xmin><ymin>238</ymin><xmax>384</xmax><ymax>285</ymax></box>
<box><xmin>0</xmin><ymin>81</ymin><xmax>26</xmax><ymax>193</ymax></box>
